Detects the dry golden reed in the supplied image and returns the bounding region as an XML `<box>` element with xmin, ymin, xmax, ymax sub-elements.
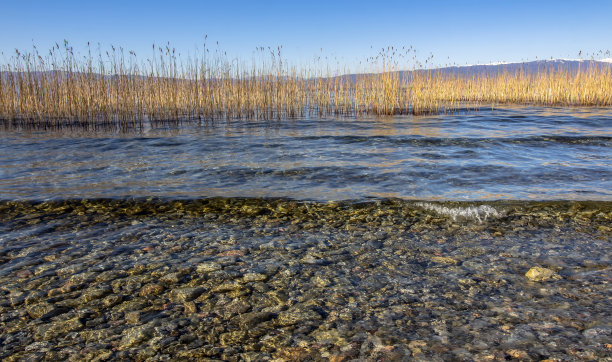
<box><xmin>1</xmin><ymin>41</ymin><xmax>611</xmax><ymax>128</ymax></box>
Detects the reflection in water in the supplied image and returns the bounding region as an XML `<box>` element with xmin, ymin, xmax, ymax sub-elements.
<box><xmin>407</xmin><ymin>117</ymin><xmax>442</xmax><ymax>138</ymax></box>
<box><xmin>0</xmin><ymin>106</ymin><xmax>611</xmax><ymax>201</ymax></box>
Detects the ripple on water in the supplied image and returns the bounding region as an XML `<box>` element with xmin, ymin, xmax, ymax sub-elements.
<box><xmin>1</xmin><ymin>107</ymin><xmax>611</xmax><ymax>201</ymax></box>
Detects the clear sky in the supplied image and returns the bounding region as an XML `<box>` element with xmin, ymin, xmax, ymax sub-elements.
<box><xmin>1</xmin><ymin>0</ymin><xmax>611</xmax><ymax>70</ymax></box>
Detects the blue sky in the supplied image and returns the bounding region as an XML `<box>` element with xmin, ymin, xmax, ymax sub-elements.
<box><xmin>1</xmin><ymin>0</ymin><xmax>611</xmax><ymax>70</ymax></box>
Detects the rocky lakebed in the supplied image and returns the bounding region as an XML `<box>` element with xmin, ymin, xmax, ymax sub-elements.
<box><xmin>0</xmin><ymin>198</ymin><xmax>610</xmax><ymax>361</ymax></box>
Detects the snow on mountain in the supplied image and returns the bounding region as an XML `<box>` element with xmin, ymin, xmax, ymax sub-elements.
<box><xmin>415</xmin><ymin>59</ymin><xmax>612</xmax><ymax>77</ymax></box>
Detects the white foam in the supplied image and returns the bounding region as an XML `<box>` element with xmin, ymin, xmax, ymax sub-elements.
<box><xmin>416</xmin><ymin>202</ymin><xmax>501</xmax><ymax>223</ymax></box>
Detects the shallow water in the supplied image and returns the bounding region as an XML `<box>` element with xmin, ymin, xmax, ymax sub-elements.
<box><xmin>1</xmin><ymin>107</ymin><xmax>611</xmax><ymax>360</ymax></box>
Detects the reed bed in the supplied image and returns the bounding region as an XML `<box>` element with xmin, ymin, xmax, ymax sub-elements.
<box><xmin>1</xmin><ymin>42</ymin><xmax>611</xmax><ymax>128</ymax></box>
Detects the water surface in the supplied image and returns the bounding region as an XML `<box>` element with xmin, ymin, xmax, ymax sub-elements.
<box><xmin>1</xmin><ymin>106</ymin><xmax>610</xmax><ymax>201</ymax></box>
<box><xmin>1</xmin><ymin>107</ymin><xmax>611</xmax><ymax>360</ymax></box>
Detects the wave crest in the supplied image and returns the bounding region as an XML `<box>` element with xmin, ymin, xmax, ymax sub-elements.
<box><xmin>415</xmin><ymin>202</ymin><xmax>502</xmax><ymax>222</ymax></box>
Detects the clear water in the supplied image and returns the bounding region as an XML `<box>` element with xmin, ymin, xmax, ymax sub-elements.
<box><xmin>1</xmin><ymin>107</ymin><xmax>611</xmax><ymax>360</ymax></box>
<box><xmin>1</xmin><ymin>106</ymin><xmax>610</xmax><ymax>201</ymax></box>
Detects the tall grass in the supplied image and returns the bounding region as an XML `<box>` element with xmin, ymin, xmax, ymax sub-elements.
<box><xmin>1</xmin><ymin>42</ymin><xmax>611</xmax><ymax>128</ymax></box>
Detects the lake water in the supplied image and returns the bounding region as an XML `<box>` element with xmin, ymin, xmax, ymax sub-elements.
<box><xmin>1</xmin><ymin>106</ymin><xmax>611</xmax><ymax>201</ymax></box>
<box><xmin>1</xmin><ymin>106</ymin><xmax>611</xmax><ymax>360</ymax></box>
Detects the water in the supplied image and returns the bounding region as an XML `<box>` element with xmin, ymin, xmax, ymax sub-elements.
<box><xmin>1</xmin><ymin>107</ymin><xmax>611</xmax><ymax>360</ymax></box>
<box><xmin>1</xmin><ymin>106</ymin><xmax>610</xmax><ymax>201</ymax></box>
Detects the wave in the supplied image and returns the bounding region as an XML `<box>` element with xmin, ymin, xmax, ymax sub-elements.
<box><xmin>1</xmin><ymin>198</ymin><xmax>610</xmax><ymax>236</ymax></box>
<box><xmin>414</xmin><ymin>202</ymin><xmax>502</xmax><ymax>222</ymax></box>
<box><xmin>296</xmin><ymin>135</ymin><xmax>612</xmax><ymax>147</ymax></box>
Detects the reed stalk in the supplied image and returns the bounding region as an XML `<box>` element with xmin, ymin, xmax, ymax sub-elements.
<box><xmin>1</xmin><ymin>42</ymin><xmax>611</xmax><ymax>128</ymax></box>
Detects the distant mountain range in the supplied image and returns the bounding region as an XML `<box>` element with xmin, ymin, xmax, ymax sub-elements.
<box><xmin>345</xmin><ymin>59</ymin><xmax>612</xmax><ymax>81</ymax></box>
<box><xmin>424</xmin><ymin>58</ymin><xmax>611</xmax><ymax>75</ymax></box>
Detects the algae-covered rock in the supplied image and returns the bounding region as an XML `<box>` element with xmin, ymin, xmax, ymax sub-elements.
<box><xmin>242</xmin><ymin>272</ymin><xmax>268</xmax><ymax>282</ymax></box>
<box><xmin>119</xmin><ymin>325</ymin><xmax>154</xmax><ymax>350</ymax></box>
<box><xmin>431</xmin><ymin>256</ymin><xmax>459</xmax><ymax>265</ymax></box>
<box><xmin>212</xmin><ymin>281</ymin><xmax>243</xmax><ymax>293</ymax></box>
<box><xmin>125</xmin><ymin>311</ymin><xmax>141</xmax><ymax>324</ymax></box>
<box><xmin>139</xmin><ymin>283</ymin><xmax>164</xmax><ymax>296</ymax></box>
<box><xmin>196</xmin><ymin>261</ymin><xmax>222</xmax><ymax>273</ymax></box>
<box><xmin>27</xmin><ymin>302</ymin><xmax>57</xmax><ymax>319</ymax></box>
<box><xmin>220</xmin><ymin>299</ymin><xmax>251</xmax><ymax>318</ymax></box>
<box><xmin>232</xmin><ymin>311</ymin><xmax>277</xmax><ymax>328</ymax></box>
<box><xmin>42</xmin><ymin>317</ymin><xmax>85</xmax><ymax>340</ymax></box>
<box><xmin>219</xmin><ymin>330</ymin><xmax>248</xmax><ymax>345</ymax></box>
<box><xmin>101</xmin><ymin>294</ymin><xmax>123</xmax><ymax>308</ymax></box>
<box><xmin>169</xmin><ymin>287</ymin><xmax>205</xmax><ymax>303</ymax></box>
<box><xmin>159</xmin><ymin>271</ymin><xmax>184</xmax><ymax>285</ymax></box>
<box><xmin>80</xmin><ymin>285</ymin><xmax>112</xmax><ymax>303</ymax></box>
<box><xmin>276</xmin><ymin>308</ymin><xmax>322</xmax><ymax>326</ymax></box>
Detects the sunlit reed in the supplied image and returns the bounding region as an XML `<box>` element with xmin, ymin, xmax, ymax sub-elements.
<box><xmin>1</xmin><ymin>41</ymin><xmax>611</xmax><ymax>128</ymax></box>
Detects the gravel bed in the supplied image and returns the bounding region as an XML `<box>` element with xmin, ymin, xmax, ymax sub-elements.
<box><xmin>1</xmin><ymin>199</ymin><xmax>610</xmax><ymax>361</ymax></box>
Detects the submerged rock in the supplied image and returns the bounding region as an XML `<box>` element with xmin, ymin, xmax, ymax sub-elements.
<box><xmin>26</xmin><ymin>302</ymin><xmax>58</xmax><ymax>319</ymax></box>
<box><xmin>232</xmin><ymin>311</ymin><xmax>277</xmax><ymax>328</ymax></box>
<box><xmin>119</xmin><ymin>325</ymin><xmax>154</xmax><ymax>350</ymax></box>
<box><xmin>196</xmin><ymin>261</ymin><xmax>222</xmax><ymax>273</ymax></box>
<box><xmin>525</xmin><ymin>267</ymin><xmax>561</xmax><ymax>281</ymax></box>
<box><xmin>139</xmin><ymin>283</ymin><xmax>164</xmax><ymax>296</ymax></box>
<box><xmin>212</xmin><ymin>281</ymin><xmax>243</xmax><ymax>293</ymax></box>
<box><xmin>242</xmin><ymin>272</ymin><xmax>268</xmax><ymax>282</ymax></box>
<box><xmin>430</xmin><ymin>256</ymin><xmax>458</xmax><ymax>265</ymax></box>
<box><xmin>101</xmin><ymin>294</ymin><xmax>123</xmax><ymax>308</ymax></box>
<box><xmin>170</xmin><ymin>287</ymin><xmax>205</xmax><ymax>303</ymax></box>
<box><xmin>276</xmin><ymin>308</ymin><xmax>322</xmax><ymax>326</ymax></box>
<box><xmin>42</xmin><ymin>317</ymin><xmax>85</xmax><ymax>340</ymax></box>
